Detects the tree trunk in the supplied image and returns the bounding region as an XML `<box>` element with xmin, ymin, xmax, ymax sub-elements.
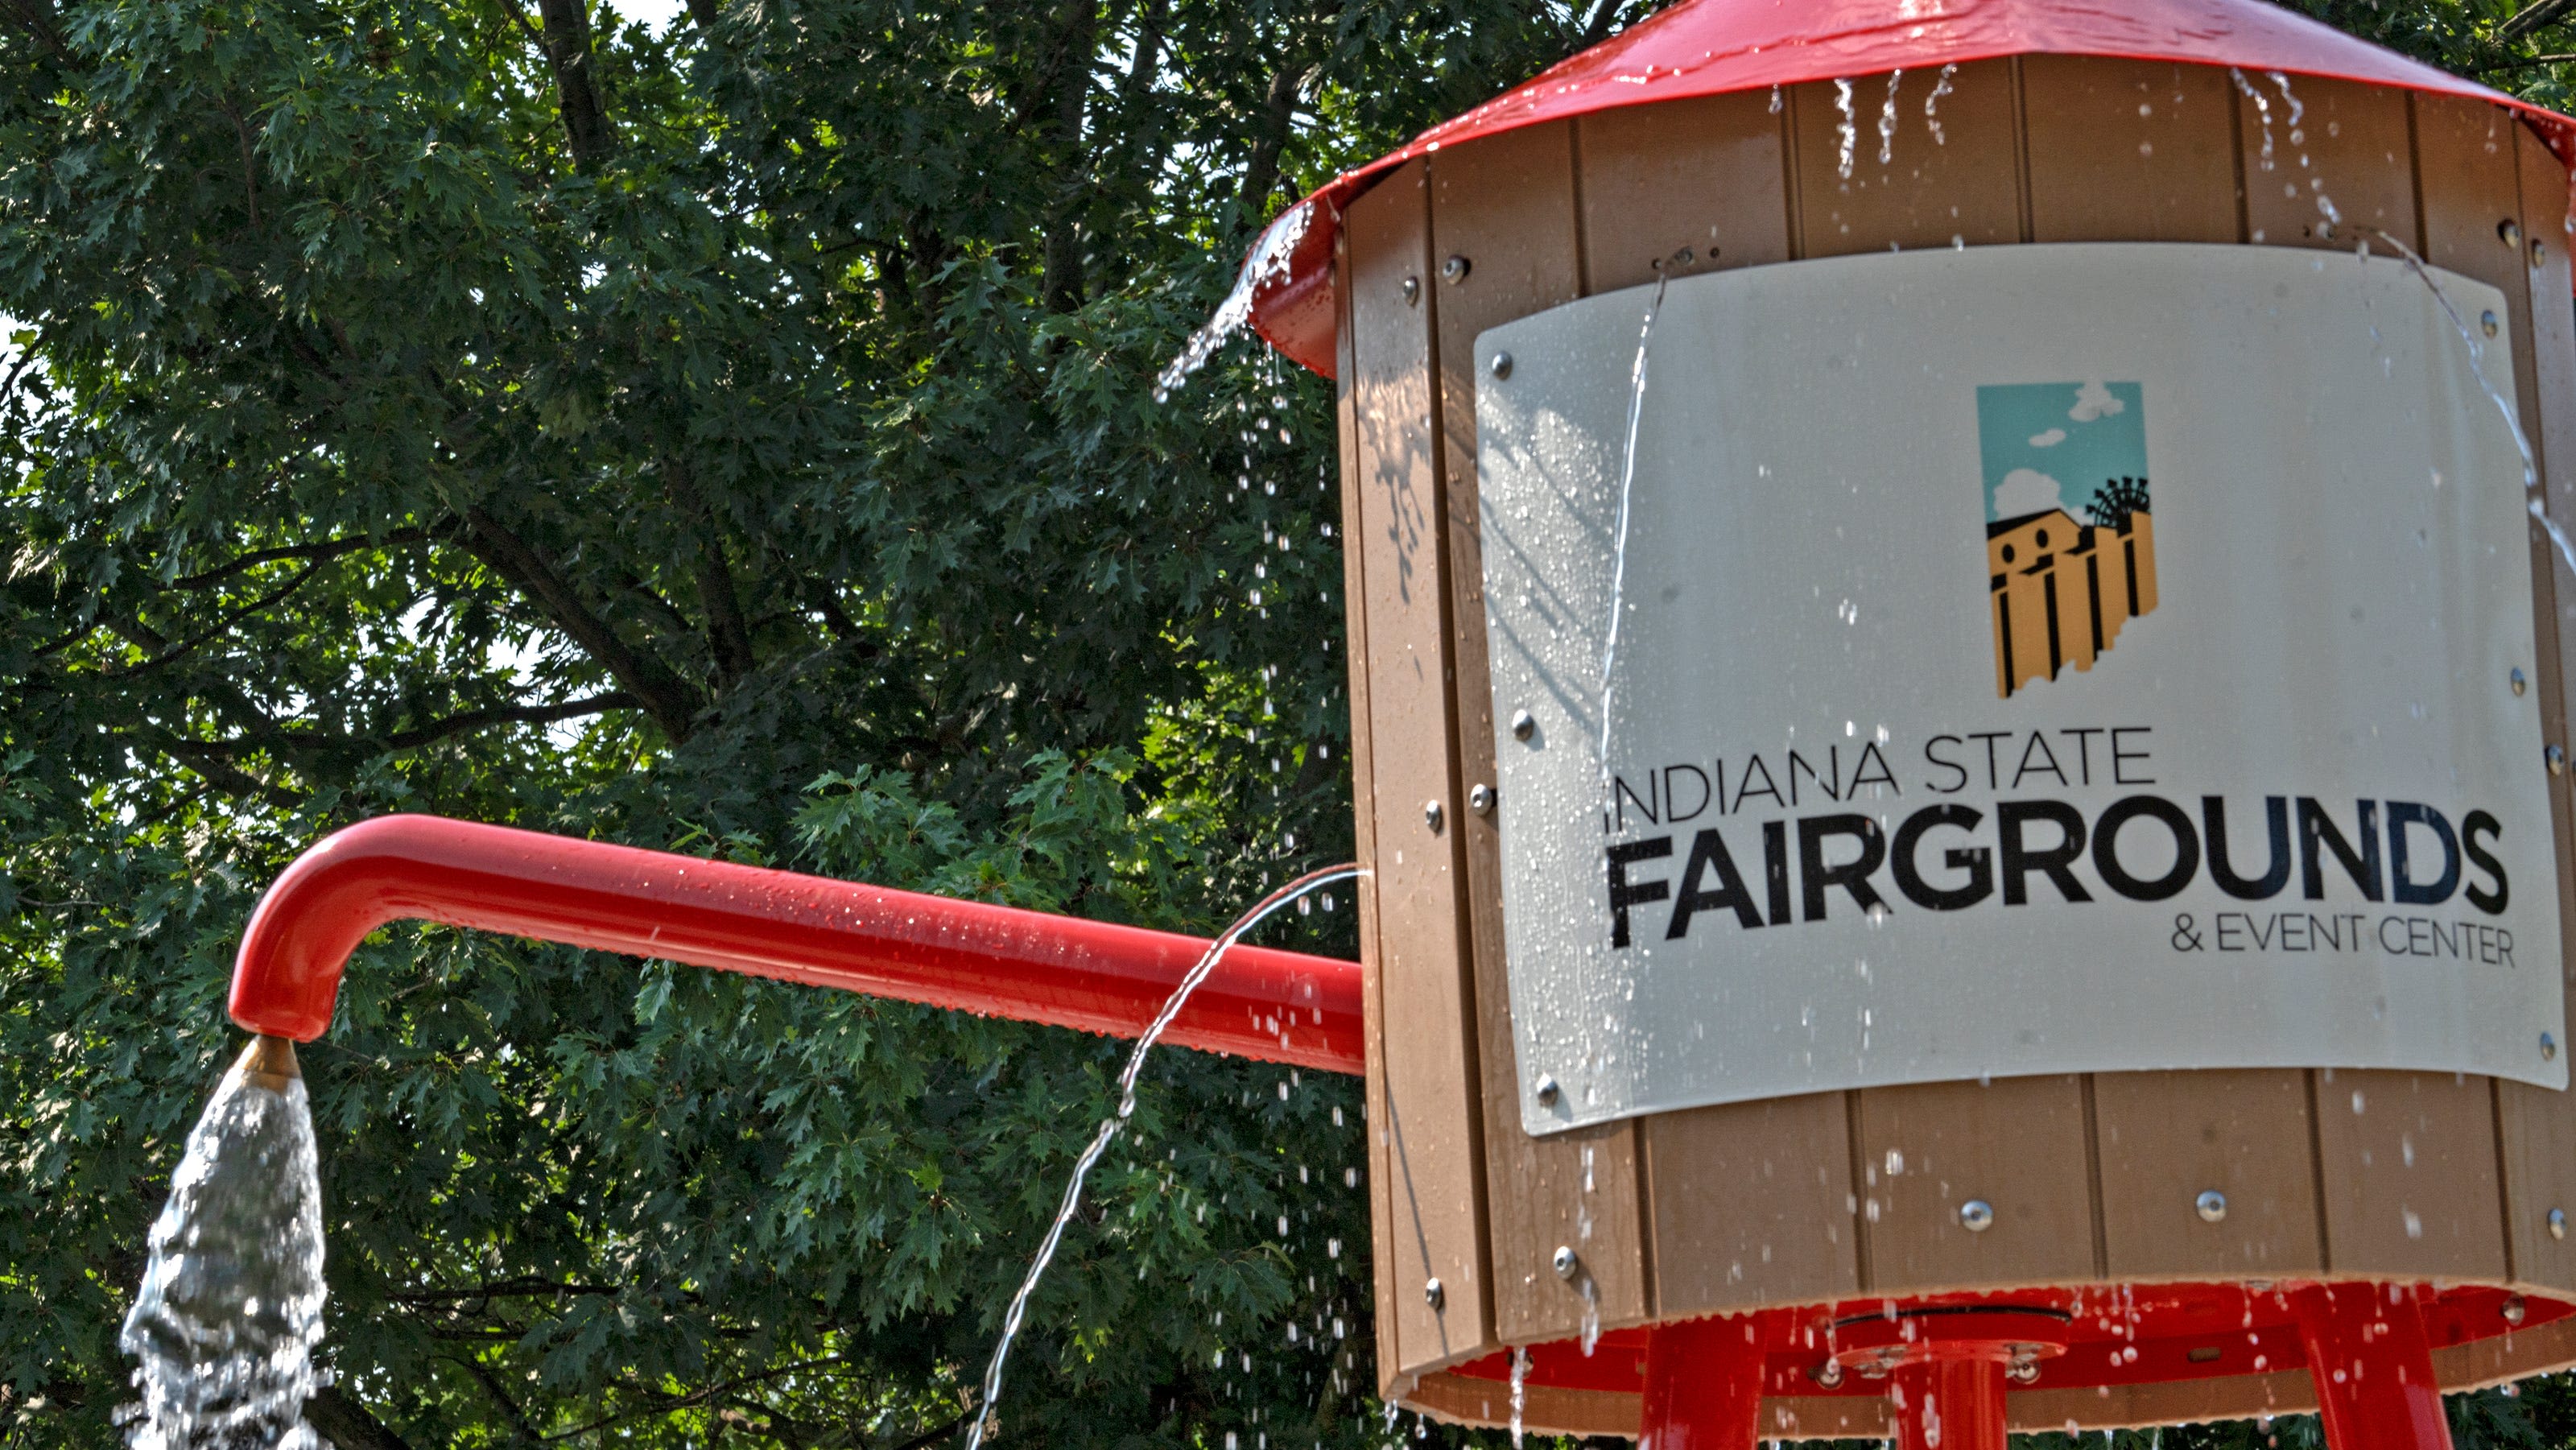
<box><xmin>534</xmin><ymin>0</ymin><xmax>614</xmax><ymax>168</ymax></box>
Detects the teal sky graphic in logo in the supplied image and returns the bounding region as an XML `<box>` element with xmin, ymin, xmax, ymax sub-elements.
<box><xmin>1976</xmin><ymin>381</ymin><xmax>2147</xmax><ymax>524</ymax></box>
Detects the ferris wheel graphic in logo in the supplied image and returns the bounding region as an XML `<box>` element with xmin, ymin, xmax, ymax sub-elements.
<box><xmin>1977</xmin><ymin>381</ymin><xmax>2161</xmax><ymax>699</ymax></box>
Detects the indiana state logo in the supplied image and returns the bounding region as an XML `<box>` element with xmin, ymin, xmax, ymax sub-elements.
<box><xmin>1976</xmin><ymin>381</ymin><xmax>2161</xmax><ymax>699</ymax></box>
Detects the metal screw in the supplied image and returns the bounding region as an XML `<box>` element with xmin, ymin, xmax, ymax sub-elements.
<box><xmin>2538</xmin><ymin>238</ymin><xmax>2553</xmax><ymax>268</ymax></box>
<box><xmin>1443</xmin><ymin>254</ymin><xmax>1472</xmax><ymax>283</ymax></box>
<box><xmin>2503</xmin><ymin>219</ymin><xmax>2525</xmax><ymax>250</ymax></box>
<box><xmin>1470</xmin><ymin>783</ymin><xmax>1496</xmax><ymax>816</ymax></box>
<box><xmin>1510</xmin><ymin>708</ymin><xmax>1536</xmax><ymax>742</ymax></box>
<box><xmin>1489</xmin><ymin>351</ymin><xmax>1513</xmax><ymax>379</ymax></box>
<box><xmin>2197</xmin><ymin>1189</ymin><xmax>2229</xmax><ymax>1224</ymax></box>
<box><xmin>2484</xmin><ymin>309</ymin><xmax>2503</xmax><ymax>338</ymax></box>
<box><xmin>1552</xmin><ymin>1246</ymin><xmax>1579</xmax><ymax>1280</ymax></box>
<box><xmin>1402</xmin><ymin>275</ymin><xmax>1420</xmax><ymax>305</ymax></box>
<box><xmin>2551</xmin><ymin>744</ymin><xmax>2569</xmax><ymax>776</ymax></box>
<box><xmin>2545</xmin><ymin>1031</ymin><xmax>2559</xmax><ymax>1061</ymax></box>
<box><xmin>1424</xmin><ymin>799</ymin><xmax>1445</xmax><ymax>833</ymax></box>
<box><xmin>2551</xmin><ymin>1208</ymin><xmax>2567</xmax><ymax>1241</ymax></box>
<box><xmin>1959</xmin><ymin>1199</ymin><xmax>1996</xmax><ymax>1233</ymax></box>
<box><xmin>2514</xmin><ymin>667</ymin><xmax>2529</xmax><ymax>696</ymax></box>
<box><xmin>1810</xmin><ymin>1360</ymin><xmax>1845</xmax><ymax>1389</ymax></box>
<box><xmin>1424</xmin><ymin>1277</ymin><xmax>1445</xmax><ymax>1310</ymax></box>
<box><xmin>2006</xmin><ymin>1351</ymin><xmax>2041</xmax><ymax>1386</ymax></box>
<box><xmin>1534</xmin><ymin>1073</ymin><xmax>1559</xmax><ymax>1106</ymax></box>
<box><xmin>2505</xmin><ymin>1295</ymin><xmax>2530</xmax><ymax>1326</ymax></box>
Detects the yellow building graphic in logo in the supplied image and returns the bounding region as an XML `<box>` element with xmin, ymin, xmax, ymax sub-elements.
<box><xmin>1977</xmin><ymin>382</ymin><xmax>2161</xmax><ymax>699</ymax></box>
<box><xmin>1988</xmin><ymin>484</ymin><xmax>2157</xmax><ymax>698</ymax></box>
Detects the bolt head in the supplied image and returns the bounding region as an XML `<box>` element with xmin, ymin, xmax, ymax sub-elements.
<box><xmin>2484</xmin><ymin>309</ymin><xmax>2503</xmax><ymax>338</ymax></box>
<box><xmin>2551</xmin><ymin>1208</ymin><xmax>2568</xmax><ymax>1241</ymax></box>
<box><xmin>1959</xmin><ymin>1199</ymin><xmax>1995</xmax><ymax>1233</ymax></box>
<box><xmin>1402</xmin><ymin>275</ymin><xmax>1420</xmax><ymax>305</ymax></box>
<box><xmin>2197</xmin><ymin>1189</ymin><xmax>2229</xmax><ymax>1224</ymax></box>
<box><xmin>2537</xmin><ymin>238</ymin><xmax>2553</xmax><ymax>268</ymax></box>
<box><xmin>2006</xmin><ymin>1358</ymin><xmax>2041</xmax><ymax>1385</ymax></box>
<box><xmin>1423</xmin><ymin>799</ymin><xmax>1444</xmax><ymax>833</ymax></box>
<box><xmin>1510</xmin><ymin>708</ymin><xmax>1536</xmax><ymax>742</ymax></box>
<box><xmin>1534</xmin><ymin>1073</ymin><xmax>1559</xmax><ymax>1106</ymax></box>
<box><xmin>2505</xmin><ymin>1295</ymin><xmax>2530</xmax><ymax>1325</ymax></box>
<box><xmin>1810</xmin><ymin>1360</ymin><xmax>1845</xmax><ymax>1389</ymax></box>
<box><xmin>1489</xmin><ymin>351</ymin><xmax>1513</xmax><ymax>380</ymax></box>
<box><xmin>1442</xmin><ymin>254</ymin><xmax>1472</xmax><ymax>283</ymax></box>
<box><xmin>2504</xmin><ymin>219</ymin><xmax>2526</xmax><ymax>250</ymax></box>
<box><xmin>2545</xmin><ymin>1031</ymin><xmax>2559</xmax><ymax>1061</ymax></box>
<box><xmin>1470</xmin><ymin>783</ymin><xmax>1496</xmax><ymax>816</ymax></box>
<box><xmin>2551</xmin><ymin>745</ymin><xmax>2569</xmax><ymax>777</ymax></box>
<box><xmin>1424</xmin><ymin>1277</ymin><xmax>1444</xmax><ymax>1310</ymax></box>
<box><xmin>1552</xmin><ymin>1245</ymin><xmax>1579</xmax><ymax>1280</ymax></box>
<box><xmin>2514</xmin><ymin>667</ymin><xmax>2530</xmax><ymax>696</ymax></box>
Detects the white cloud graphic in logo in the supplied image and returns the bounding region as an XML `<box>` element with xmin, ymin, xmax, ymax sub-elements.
<box><xmin>1992</xmin><ymin>467</ymin><xmax>2067</xmax><ymax>520</ymax></box>
<box><xmin>2069</xmin><ymin>380</ymin><xmax>2126</xmax><ymax>423</ymax></box>
<box><xmin>2028</xmin><ymin>428</ymin><xmax>2067</xmax><ymax>448</ymax></box>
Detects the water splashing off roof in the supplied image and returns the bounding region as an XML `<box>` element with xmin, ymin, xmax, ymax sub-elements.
<box><xmin>1155</xmin><ymin>202</ymin><xmax>1316</xmax><ymax>403</ymax></box>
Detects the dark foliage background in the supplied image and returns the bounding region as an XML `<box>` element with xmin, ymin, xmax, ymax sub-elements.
<box><xmin>2</xmin><ymin>0</ymin><xmax>2575</xmax><ymax>1444</ymax></box>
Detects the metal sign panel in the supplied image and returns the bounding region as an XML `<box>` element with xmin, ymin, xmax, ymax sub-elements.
<box><xmin>1477</xmin><ymin>242</ymin><xmax>2567</xmax><ymax>1136</ymax></box>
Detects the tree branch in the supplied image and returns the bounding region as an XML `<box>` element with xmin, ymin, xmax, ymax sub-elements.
<box><xmin>374</xmin><ymin>691</ymin><xmax>637</xmax><ymax>750</ymax></box>
<box><xmin>97</xmin><ymin>561</ymin><xmax>330</xmax><ymax>680</ymax></box>
<box><xmin>661</xmin><ymin>456</ymin><xmax>756</xmax><ymax>688</ymax></box>
<box><xmin>454</xmin><ymin>1353</ymin><xmax>546</xmax><ymax>1444</ymax></box>
<box><xmin>154</xmin><ymin>737</ymin><xmax>304</xmax><ymax>808</ymax></box>
<box><xmin>383</xmin><ymin>1276</ymin><xmax>623</xmax><ymax>1305</ymax></box>
<box><xmin>303</xmin><ymin>1386</ymin><xmax>416</xmax><ymax>1450</ymax></box>
<box><xmin>1579</xmin><ymin>0</ymin><xmax>1628</xmax><ymax>47</ymax></box>
<box><xmin>460</xmin><ymin>506</ymin><xmax>701</xmax><ymax>739</ymax></box>
<box><xmin>1237</xmin><ymin>63</ymin><xmax>1306</xmax><ymax>221</ymax></box>
<box><xmin>0</xmin><ymin>0</ymin><xmax>64</xmax><ymax>56</ymax></box>
<box><xmin>165</xmin><ymin>527</ymin><xmax>431</xmax><ymax>592</ymax></box>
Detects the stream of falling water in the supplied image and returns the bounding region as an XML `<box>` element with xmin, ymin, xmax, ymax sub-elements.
<box><xmin>1154</xmin><ymin>201</ymin><xmax>1317</xmax><ymax>403</ymax></box>
<box><xmin>963</xmin><ymin>861</ymin><xmax>1364</xmax><ymax>1450</ymax></box>
<box><xmin>118</xmin><ymin>1042</ymin><xmax>325</xmax><ymax>1450</ymax></box>
<box><xmin>2365</xmin><ymin>223</ymin><xmax>2576</xmax><ymax>578</ymax></box>
<box><xmin>1596</xmin><ymin>261</ymin><xmax>1675</xmax><ymax>790</ymax></box>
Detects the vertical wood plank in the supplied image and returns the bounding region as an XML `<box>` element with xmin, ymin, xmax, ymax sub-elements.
<box><xmin>1854</xmin><ymin>1076</ymin><xmax>2099</xmax><ymax>1292</ymax></box>
<box><xmin>1575</xmin><ymin>89</ymin><xmax>1792</xmax><ymax>294</ymax></box>
<box><xmin>2396</xmin><ymin>94</ymin><xmax>2554</xmax><ymax>1291</ymax></box>
<box><xmin>2311</xmin><ymin>1069</ymin><xmax>2508</xmax><ymax>1279</ymax></box>
<box><xmin>2093</xmin><ymin>1071</ymin><xmax>2323</xmax><ymax>1279</ymax></box>
<box><xmin>1790</xmin><ymin>60</ymin><xmax>2023</xmax><ymax>259</ymax></box>
<box><xmin>1426</xmin><ymin>121</ymin><xmax>1656</xmax><ymax>1346</ymax></box>
<box><xmin>2021</xmin><ymin>56</ymin><xmax>2240</xmax><ymax>244</ymax></box>
<box><xmin>2236</xmin><ymin>73</ymin><xmax>2414</xmax><ymax>251</ymax></box>
<box><xmin>2498</xmin><ymin>119</ymin><xmax>2576</xmax><ymax>1295</ymax></box>
<box><xmin>1335</xmin><ymin>227</ymin><xmax>1406</xmax><ymax>1391</ymax></box>
<box><xmin>1643</xmin><ymin>1093</ymin><xmax>1859</xmax><ymax>1316</ymax></box>
<box><xmin>1344</xmin><ymin>159</ymin><xmax>1499</xmax><ymax>1379</ymax></box>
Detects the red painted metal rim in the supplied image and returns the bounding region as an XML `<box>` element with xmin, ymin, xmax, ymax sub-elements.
<box><xmin>1447</xmin><ymin>1281</ymin><xmax>2570</xmax><ymax>1398</ymax></box>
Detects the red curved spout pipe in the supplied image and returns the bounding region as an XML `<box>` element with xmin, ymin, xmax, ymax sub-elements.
<box><xmin>229</xmin><ymin>814</ymin><xmax>1366</xmax><ymax>1075</ymax></box>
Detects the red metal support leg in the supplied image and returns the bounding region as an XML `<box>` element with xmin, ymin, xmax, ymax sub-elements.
<box><xmin>1889</xmin><ymin>1358</ymin><xmax>2008</xmax><ymax>1450</ymax></box>
<box><xmin>1637</xmin><ymin>1316</ymin><xmax>1765</xmax><ymax>1450</ymax></box>
<box><xmin>2293</xmin><ymin>1283</ymin><xmax>2453</xmax><ymax>1450</ymax></box>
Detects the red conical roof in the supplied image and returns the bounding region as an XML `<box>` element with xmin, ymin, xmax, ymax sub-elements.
<box><xmin>1248</xmin><ymin>0</ymin><xmax>2574</xmax><ymax>378</ymax></box>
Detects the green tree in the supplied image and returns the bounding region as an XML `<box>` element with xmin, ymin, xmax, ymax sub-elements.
<box><xmin>0</xmin><ymin>0</ymin><xmax>1664</xmax><ymax>1444</ymax></box>
<box><xmin>4</xmin><ymin>0</ymin><xmax>2576</xmax><ymax>1446</ymax></box>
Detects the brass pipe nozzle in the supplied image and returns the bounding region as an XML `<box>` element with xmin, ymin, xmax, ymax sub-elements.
<box><xmin>234</xmin><ymin>1033</ymin><xmax>301</xmax><ymax>1092</ymax></box>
